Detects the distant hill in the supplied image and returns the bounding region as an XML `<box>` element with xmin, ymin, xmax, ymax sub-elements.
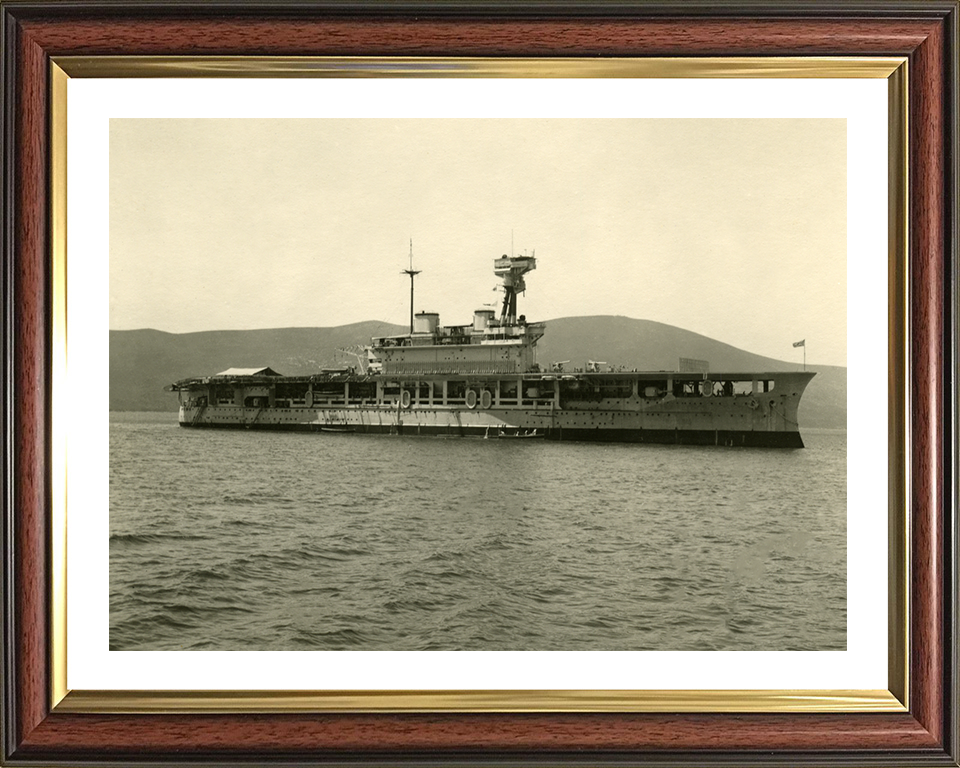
<box><xmin>109</xmin><ymin>321</ymin><xmax>406</xmax><ymax>413</ymax></box>
<box><xmin>110</xmin><ymin>315</ymin><xmax>845</xmax><ymax>429</ymax></box>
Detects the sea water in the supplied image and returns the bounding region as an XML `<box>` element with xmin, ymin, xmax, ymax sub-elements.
<box><xmin>109</xmin><ymin>412</ymin><xmax>846</xmax><ymax>651</ymax></box>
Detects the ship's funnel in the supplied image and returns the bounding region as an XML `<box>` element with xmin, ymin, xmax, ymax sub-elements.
<box><xmin>473</xmin><ymin>309</ymin><xmax>495</xmax><ymax>332</ymax></box>
<box><xmin>414</xmin><ymin>312</ymin><xmax>439</xmax><ymax>334</ymax></box>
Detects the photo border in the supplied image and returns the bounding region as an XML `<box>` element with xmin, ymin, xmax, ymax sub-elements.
<box><xmin>52</xmin><ymin>55</ymin><xmax>904</xmax><ymax>714</ymax></box>
<box><xmin>3</xmin><ymin>3</ymin><xmax>957</xmax><ymax>765</ymax></box>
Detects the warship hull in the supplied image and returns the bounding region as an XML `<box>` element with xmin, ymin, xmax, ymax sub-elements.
<box><xmin>175</xmin><ymin>370</ymin><xmax>813</xmax><ymax>448</ymax></box>
<box><xmin>179</xmin><ymin>418</ymin><xmax>805</xmax><ymax>447</ymax></box>
<box><xmin>170</xmin><ymin>253</ymin><xmax>815</xmax><ymax>448</ymax></box>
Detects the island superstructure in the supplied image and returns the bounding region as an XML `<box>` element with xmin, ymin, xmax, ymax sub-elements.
<box><xmin>169</xmin><ymin>254</ymin><xmax>814</xmax><ymax>447</ymax></box>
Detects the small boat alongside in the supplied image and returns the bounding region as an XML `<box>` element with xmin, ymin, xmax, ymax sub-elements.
<box><xmin>491</xmin><ymin>428</ymin><xmax>545</xmax><ymax>439</ymax></box>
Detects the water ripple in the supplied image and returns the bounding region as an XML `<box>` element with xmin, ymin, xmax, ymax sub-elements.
<box><xmin>110</xmin><ymin>414</ymin><xmax>846</xmax><ymax>651</ymax></box>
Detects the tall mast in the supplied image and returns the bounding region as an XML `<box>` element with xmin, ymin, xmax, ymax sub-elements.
<box><xmin>401</xmin><ymin>238</ymin><xmax>421</xmax><ymax>335</ymax></box>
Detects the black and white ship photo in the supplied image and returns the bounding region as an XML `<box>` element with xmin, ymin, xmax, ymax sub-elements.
<box><xmin>109</xmin><ymin>117</ymin><xmax>847</xmax><ymax>652</ymax></box>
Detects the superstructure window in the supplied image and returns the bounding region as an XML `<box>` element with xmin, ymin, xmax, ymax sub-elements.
<box><xmin>599</xmin><ymin>379</ymin><xmax>632</xmax><ymax>398</ymax></box>
<box><xmin>640</xmin><ymin>380</ymin><xmax>668</xmax><ymax>398</ymax></box>
<box><xmin>447</xmin><ymin>381</ymin><xmax>466</xmax><ymax>403</ymax></box>
<box><xmin>673</xmin><ymin>380</ymin><xmax>699</xmax><ymax>398</ymax></box>
<box><xmin>535</xmin><ymin>380</ymin><xmax>555</xmax><ymax>399</ymax></box>
<box><xmin>277</xmin><ymin>381</ymin><xmax>312</xmax><ymax>405</ymax></box>
<box><xmin>348</xmin><ymin>382</ymin><xmax>377</xmax><ymax>404</ymax></box>
<box><xmin>559</xmin><ymin>380</ymin><xmax>601</xmax><ymax>401</ymax></box>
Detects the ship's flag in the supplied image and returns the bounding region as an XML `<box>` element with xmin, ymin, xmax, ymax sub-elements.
<box><xmin>793</xmin><ymin>339</ymin><xmax>805</xmax><ymax>348</ymax></box>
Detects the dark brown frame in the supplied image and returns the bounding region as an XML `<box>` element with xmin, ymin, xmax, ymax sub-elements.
<box><xmin>2</xmin><ymin>2</ymin><xmax>958</xmax><ymax>766</ymax></box>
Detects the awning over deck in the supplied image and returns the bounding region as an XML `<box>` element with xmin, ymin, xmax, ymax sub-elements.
<box><xmin>214</xmin><ymin>367</ymin><xmax>282</xmax><ymax>377</ymax></box>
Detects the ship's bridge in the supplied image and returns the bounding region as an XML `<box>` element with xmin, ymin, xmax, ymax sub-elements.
<box><xmin>370</xmin><ymin>318</ymin><xmax>544</xmax><ymax>375</ymax></box>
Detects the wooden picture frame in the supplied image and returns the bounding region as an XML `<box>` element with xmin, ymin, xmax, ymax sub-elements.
<box><xmin>2</xmin><ymin>2</ymin><xmax>957</xmax><ymax>765</ymax></box>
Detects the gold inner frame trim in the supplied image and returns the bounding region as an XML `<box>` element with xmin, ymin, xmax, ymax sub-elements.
<box><xmin>886</xmin><ymin>62</ymin><xmax>910</xmax><ymax>709</ymax></box>
<box><xmin>55</xmin><ymin>688</ymin><xmax>905</xmax><ymax>715</ymax></box>
<box><xmin>50</xmin><ymin>61</ymin><xmax>69</xmax><ymax>709</ymax></box>
<box><xmin>54</xmin><ymin>55</ymin><xmax>905</xmax><ymax>79</ymax></box>
<box><xmin>49</xmin><ymin>55</ymin><xmax>910</xmax><ymax>715</ymax></box>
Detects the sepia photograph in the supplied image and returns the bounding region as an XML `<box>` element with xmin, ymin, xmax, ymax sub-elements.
<box><xmin>7</xmin><ymin>4</ymin><xmax>957</xmax><ymax>763</ymax></box>
<box><xmin>108</xmin><ymin>116</ymin><xmax>847</xmax><ymax>654</ymax></box>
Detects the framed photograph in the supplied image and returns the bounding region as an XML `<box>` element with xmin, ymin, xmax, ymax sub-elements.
<box><xmin>2</xmin><ymin>2</ymin><xmax>957</xmax><ymax>766</ymax></box>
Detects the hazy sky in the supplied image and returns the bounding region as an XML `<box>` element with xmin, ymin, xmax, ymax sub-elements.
<box><xmin>110</xmin><ymin>118</ymin><xmax>846</xmax><ymax>366</ymax></box>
